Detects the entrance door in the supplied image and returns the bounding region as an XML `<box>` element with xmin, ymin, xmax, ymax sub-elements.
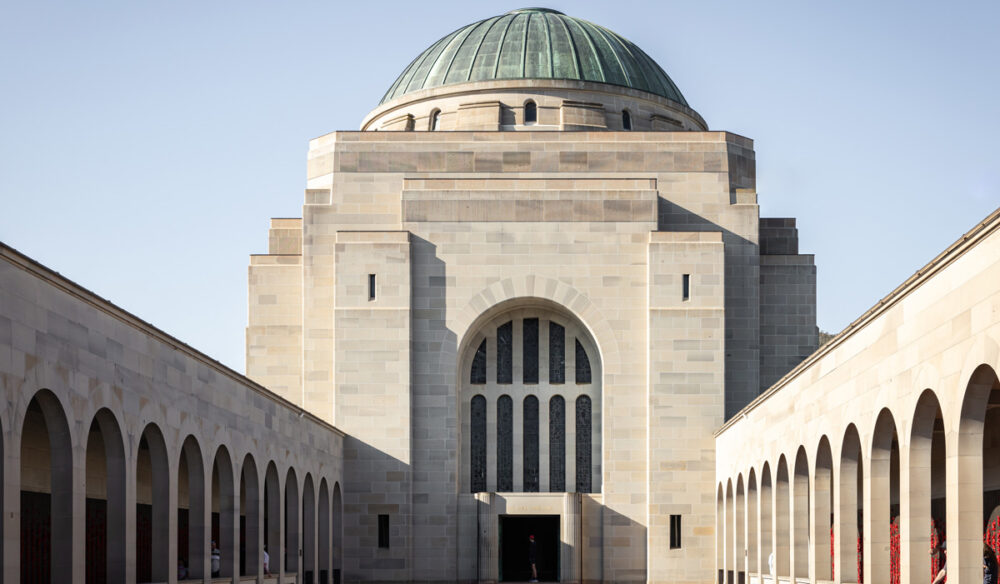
<box><xmin>499</xmin><ymin>515</ymin><xmax>560</xmax><ymax>582</ymax></box>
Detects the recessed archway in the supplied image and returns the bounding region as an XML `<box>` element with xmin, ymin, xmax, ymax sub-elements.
<box><xmin>747</xmin><ymin>469</ymin><xmax>759</xmax><ymax>578</ymax></box>
<box><xmin>285</xmin><ymin>468</ymin><xmax>300</xmax><ymax>575</ymax></box>
<box><xmin>136</xmin><ymin>423</ymin><xmax>169</xmax><ymax>583</ymax></box>
<box><xmin>303</xmin><ymin>474</ymin><xmax>316</xmax><ymax>582</ymax></box>
<box><xmin>815</xmin><ymin>436</ymin><xmax>834</xmax><ymax>581</ymax></box>
<box><xmin>333</xmin><ymin>481</ymin><xmax>343</xmax><ymax>584</ymax></box>
<box><xmin>759</xmin><ymin>462</ymin><xmax>773</xmax><ymax>581</ymax></box>
<box><xmin>178</xmin><ymin>436</ymin><xmax>206</xmax><ymax>580</ymax></box>
<box><xmin>240</xmin><ymin>454</ymin><xmax>261</xmax><ymax>577</ymax></box>
<box><xmin>264</xmin><ymin>462</ymin><xmax>281</xmax><ymax>576</ymax></box>
<box><xmin>19</xmin><ymin>390</ymin><xmax>73</xmax><ymax>583</ymax></box>
<box><xmin>775</xmin><ymin>455</ymin><xmax>790</xmax><ymax>580</ymax></box>
<box><xmin>319</xmin><ymin>479</ymin><xmax>331</xmax><ymax>583</ymax></box>
<box><xmin>85</xmin><ymin>408</ymin><xmax>127</xmax><ymax>584</ymax></box>
<box><xmin>958</xmin><ymin>364</ymin><xmax>1000</xmax><ymax>584</ymax></box>
<box><xmin>839</xmin><ymin>424</ymin><xmax>863</xmax><ymax>583</ymax></box>
<box><xmin>792</xmin><ymin>447</ymin><xmax>809</xmax><ymax>579</ymax></box>
<box><xmin>909</xmin><ymin>389</ymin><xmax>946</xmax><ymax>584</ymax></box>
<box><xmin>211</xmin><ymin>445</ymin><xmax>236</xmax><ymax>578</ymax></box>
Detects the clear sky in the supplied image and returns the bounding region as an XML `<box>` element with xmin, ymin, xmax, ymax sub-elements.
<box><xmin>1</xmin><ymin>1</ymin><xmax>997</xmax><ymax>373</ymax></box>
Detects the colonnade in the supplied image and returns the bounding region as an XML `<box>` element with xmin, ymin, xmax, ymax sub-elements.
<box><xmin>716</xmin><ymin>363</ymin><xmax>1000</xmax><ymax>584</ymax></box>
<box><xmin>3</xmin><ymin>387</ymin><xmax>344</xmax><ymax>584</ymax></box>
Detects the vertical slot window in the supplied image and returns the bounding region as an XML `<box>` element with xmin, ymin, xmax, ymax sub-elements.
<box><xmin>549</xmin><ymin>395</ymin><xmax>565</xmax><ymax>492</ymax></box>
<box><xmin>670</xmin><ymin>514</ymin><xmax>682</xmax><ymax>549</ymax></box>
<box><xmin>368</xmin><ymin>274</ymin><xmax>376</xmax><ymax>301</ymax></box>
<box><xmin>523</xmin><ymin>318</ymin><xmax>539</xmax><ymax>384</ymax></box>
<box><xmin>497</xmin><ymin>395</ymin><xmax>513</xmax><ymax>491</ymax></box>
<box><xmin>549</xmin><ymin>322</ymin><xmax>565</xmax><ymax>384</ymax></box>
<box><xmin>497</xmin><ymin>321</ymin><xmax>513</xmax><ymax>384</ymax></box>
<box><xmin>682</xmin><ymin>274</ymin><xmax>690</xmax><ymax>301</ymax></box>
<box><xmin>523</xmin><ymin>395</ymin><xmax>539</xmax><ymax>492</ymax></box>
<box><xmin>470</xmin><ymin>395</ymin><xmax>487</xmax><ymax>492</ymax></box>
<box><xmin>575</xmin><ymin>395</ymin><xmax>592</xmax><ymax>493</ymax></box>
<box><xmin>470</xmin><ymin>339</ymin><xmax>487</xmax><ymax>384</ymax></box>
<box><xmin>378</xmin><ymin>514</ymin><xmax>390</xmax><ymax>548</ymax></box>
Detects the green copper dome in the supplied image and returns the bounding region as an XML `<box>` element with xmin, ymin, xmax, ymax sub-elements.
<box><xmin>380</xmin><ymin>8</ymin><xmax>688</xmax><ymax>106</ymax></box>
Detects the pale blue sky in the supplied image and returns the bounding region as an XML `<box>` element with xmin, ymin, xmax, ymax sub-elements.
<box><xmin>1</xmin><ymin>1</ymin><xmax>997</xmax><ymax>372</ymax></box>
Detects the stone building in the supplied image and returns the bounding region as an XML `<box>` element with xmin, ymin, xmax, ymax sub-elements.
<box><xmin>246</xmin><ymin>8</ymin><xmax>816</xmax><ymax>584</ymax></box>
<box><xmin>3</xmin><ymin>6</ymin><xmax>997</xmax><ymax>584</ymax></box>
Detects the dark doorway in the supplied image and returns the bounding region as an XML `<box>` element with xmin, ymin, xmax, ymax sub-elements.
<box><xmin>500</xmin><ymin>515</ymin><xmax>559</xmax><ymax>582</ymax></box>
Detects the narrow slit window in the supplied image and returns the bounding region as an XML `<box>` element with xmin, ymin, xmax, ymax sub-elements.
<box><xmin>368</xmin><ymin>273</ymin><xmax>376</xmax><ymax>301</ymax></box>
<box><xmin>430</xmin><ymin>110</ymin><xmax>441</xmax><ymax>131</ymax></box>
<box><xmin>549</xmin><ymin>395</ymin><xmax>565</xmax><ymax>492</ymax></box>
<box><xmin>575</xmin><ymin>395</ymin><xmax>592</xmax><ymax>493</ymax></box>
<box><xmin>669</xmin><ymin>514</ymin><xmax>682</xmax><ymax>549</ymax></box>
<box><xmin>622</xmin><ymin>110</ymin><xmax>632</xmax><ymax>131</ymax></box>
<box><xmin>682</xmin><ymin>274</ymin><xmax>690</xmax><ymax>301</ymax></box>
<box><xmin>378</xmin><ymin>514</ymin><xmax>390</xmax><ymax>548</ymax></box>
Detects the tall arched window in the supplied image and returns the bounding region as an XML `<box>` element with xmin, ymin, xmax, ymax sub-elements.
<box><xmin>622</xmin><ymin>110</ymin><xmax>632</xmax><ymax>131</ymax></box>
<box><xmin>460</xmin><ymin>308</ymin><xmax>601</xmax><ymax>494</ymax></box>
<box><xmin>524</xmin><ymin>101</ymin><xmax>537</xmax><ymax>124</ymax></box>
<box><xmin>429</xmin><ymin>110</ymin><xmax>441</xmax><ymax>131</ymax></box>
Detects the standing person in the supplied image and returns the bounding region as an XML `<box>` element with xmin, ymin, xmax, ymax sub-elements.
<box><xmin>528</xmin><ymin>534</ymin><xmax>538</xmax><ymax>582</ymax></box>
<box><xmin>985</xmin><ymin>543</ymin><xmax>998</xmax><ymax>584</ymax></box>
<box><xmin>932</xmin><ymin>542</ymin><xmax>947</xmax><ymax>584</ymax></box>
<box><xmin>263</xmin><ymin>545</ymin><xmax>270</xmax><ymax>576</ymax></box>
<box><xmin>211</xmin><ymin>540</ymin><xmax>221</xmax><ymax>577</ymax></box>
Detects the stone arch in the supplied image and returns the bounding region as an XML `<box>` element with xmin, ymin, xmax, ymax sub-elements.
<box><xmin>457</xmin><ymin>296</ymin><xmax>603</xmax><ymax>494</ymax></box>
<box><xmin>303</xmin><ymin>474</ymin><xmax>316</xmax><ymax>582</ymax></box>
<box><xmin>453</xmin><ymin>279</ymin><xmax>622</xmax><ymax>375</ymax></box>
<box><xmin>241</xmin><ymin>453</ymin><xmax>261</xmax><ymax>577</ymax></box>
<box><xmin>211</xmin><ymin>445</ymin><xmax>236</xmax><ymax>578</ymax></box>
<box><xmin>839</xmin><ymin>424</ymin><xmax>863</xmax><ymax>583</ymax></box>
<box><xmin>19</xmin><ymin>389</ymin><xmax>74</xmax><ymax>583</ymax></box>
<box><xmin>868</xmin><ymin>408</ymin><xmax>899</xmax><ymax>584</ymax></box>
<box><xmin>957</xmin><ymin>363</ymin><xmax>1000</xmax><ymax>584</ymax></box>
<box><xmin>136</xmin><ymin>422</ymin><xmax>169</xmax><ymax>583</ymax></box>
<box><xmin>178</xmin><ymin>435</ymin><xmax>206</xmax><ymax>580</ymax></box>
<box><xmin>285</xmin><ymin>467</ymin><xmax>300</xmax><ymax>574</ymax></box>
<box><xmin>85</xmin><ymin>407</ymin><xmax>127</xmax><ymax>583</ymax></box>
<box><xmin>736</xmin><ymin>474</ymin><xmax>746</xmax><ymax>582</ymax></box>
<box><xmin>759</xmin><ymin>462</ymin><xmax>773</xmax><ymax>579</ymax></box>
<box><xmin>775</xmin><ymin>455</ymin><xmax>790</xmax><ymax>579</ymax></box>
<box><xmin>319</xmin><ymin>478</ymin><xmax>331</xmax><ymax>581</ymax></box>
<box><xmin>747</xmin><ymin>468</ymin><xmax>759</xmax><ymax>577</ymax></box>
<box><xmin>333</xmin><ymin>481</ymin><xmax>343</xmax><ymax>582</ymax></box>
<box><xmin>264</xmin><ymin>462</ymin><xmax>282</xmax><ymax>575</ymax></box>
<box><xmin>726</xmin><ymin>478</ymin><xmax>735</xmax><ymax>584</ymax></box>
<box><xmin>908</xmin><ymin>388</ymin><xmax>945</xmax><ymax>583</ymax></box>
<box><xmin>717</xmin><ymin>483</ymin><xmax>725</xmax><ymax>584</ymax></box>
<box><xmin>792</xmin><ymin>446</ymin><xmax>809</xmax><ymax>579</ymax></box>
<box><xmin>815</xmin><ymin>435</ymin><xmax>834</xmax><ymax>581</ymax></box>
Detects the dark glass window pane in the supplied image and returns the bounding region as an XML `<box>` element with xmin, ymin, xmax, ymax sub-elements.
<box><xmin>523</xmin><ymin>395</ymin><xmax>539</xmax><ymax>492</ymax></box>
<box><xmin>470</xmin><ymin>395</ymin><xmax>487</xmax><ymax>492</ymax></box>
<box><xmin>497</xmin><ymin>321</ymin><xmax>513</xmax><ymax>384</ymax></box>
<box><xmin>670</xmin><ymin>514</ymin><xmax>682</xmax><ymax>549</ymax></box>
<box><xmin>549</xmin><ymin>395</ymin><xmax>565</xmax><ymax>492</ymax></box>
<box><xmin>471</xmin><ymin>339</ymin><xmax>487</xmax><ymax>384</ymax></box>
<box><xmin>523</xmin><ymin>318</ymin><xmax>539</xmax><ymax>384</ymax></box>
<box><xmin>575</xmin><ymin>395</ymin><xmax>592</xmax><ymax>493</ymax></box>
<box><xmin>549</xmin><ymin>322</ymin><xmax>565</xmax><ymax>384</ymax></box>
<box><xmin>497</xmin><ymin>395</ymin><xmax>513</xmax><ymax>491</ymax></box>
<box><xmin>622</xmin><ymin>110</ymin><xmax>632</xmax><ymax>131</ymax></box>
<box><xmin>575</xmin><ymin>339</ymin><xmax>592</xmax><ymax>384</ymax></box>
<box><xmin>525</xmin><ymin>101</ymin><xmax>537</xmax><ymax>124</ymax></box>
